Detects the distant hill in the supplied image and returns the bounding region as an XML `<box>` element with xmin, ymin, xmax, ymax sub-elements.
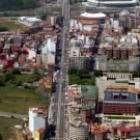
<box><xmin>0</xmin><ymin>0</ymin><xmax>39</xmax><ymax>11</ymax></box>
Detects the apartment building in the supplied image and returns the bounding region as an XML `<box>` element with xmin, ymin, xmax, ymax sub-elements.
<box><xmin>41</xmin><ymin>35</ymin><xmax>56</xmax><ymax>69</ymax></box>
<box><xmin>29</xmin><ymin>107</ymin><xmax>47</xmax><ymax>140</ymax></box>
<box><xmin>69</xmin><ymin>37</ymin><xmax>94</xmax><ymax>70</ymax></box>
<box><xmin>67</xmin><ymin>85</ymin><xmax>98</xmax><ymax>125</ymax></box>
<box><xmin>96</xmin><ymin>32</ymin><xmax>139</xmax><ymax>71</ymax></box>
<box><xmin>119</xmin><ymin>10</ymin><xmax>140</xmax><ymax>29</ymax></box>
<box><xmin>68</xmin><ymin>101</ymin><xmax>89</xmax><ymax>140</ymax></box>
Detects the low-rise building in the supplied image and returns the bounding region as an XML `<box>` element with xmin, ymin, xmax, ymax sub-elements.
<box><xmin>89</xmin><ymin>122</ymin><xmax>108</xmax><ymax>140</ymax></box>
<box><xmin>18</xmin><ymin>17</ymin><xmax>41</xmax><ymax>26</ymax></box>
<box><xmin>112</xmin><ymin>125</ymin><xmax>140</xmax><ymax>139</ymax></box>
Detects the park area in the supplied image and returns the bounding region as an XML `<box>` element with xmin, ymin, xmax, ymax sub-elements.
<box><xmin>0</xmin><ymin>70</ymin><xmax>50</xmax><ymax>114</ymax></box>
<box><xmin>0</xmin><ymin>69</ymin><xmax>49</xmax><ymax>140</ymax></box>
<box><xmin>0</xmin><ymin>83</ymin><xmax>49</xmax><ymax>114</ymax></box>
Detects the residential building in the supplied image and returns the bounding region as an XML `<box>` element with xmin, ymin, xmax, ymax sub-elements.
<box><xmin>29</xmin><ymin>107</ymin><xmax>47</xmax><ymax>140</ymax></box>
<box><xmin>69</xmin><ymin>37</ymin><xmax>94</xmax><ymax>70</ymax></box>
<box><xmin>68</xmin><ymin>102</ymin><xmax>89</xmax><ymax>140</ymax></box>
<box><xmin>96</xmin><ymin>32</ymin><xmax>139</xmax><ymax>71</ymax></box>
<box><xmin>39</xmin><ymin>75</ymin><xmax>53</xmax><ymax>94</ymax></box>
<box><xmin>89</xmin><ymin>122</ymin><xmax>108</xmax><ymax>140</ymax></box>
<box><xmin>41</xmin><ymin>36</ymin><xmax>56</xmax><ymax>69</ymax></box>
<box><xmin>112</xmin><ymin>125</ymin><xmax>140</xmax><ymax>139</ymax></box>
<box><xmin>67</xmin><ymin>85</ymin><xmax>98</xmax><ymax>123</ymax></box>
<box><xmin>119</xmin><ymin>10</ymin><xmax>140</xmax><ymax>29</ymax></box>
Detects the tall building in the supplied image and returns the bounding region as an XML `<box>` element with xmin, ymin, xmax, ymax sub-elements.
<box><xmin>119</xmin><ymin>10</ymin><xmax>140</xmax><ymax>29</ymax></box>
<box><xmin>67</xmin><ymin>85</ymin><xmax>98</xmax><ymax>122</ymax></box>
<box><xmin>29</xmin><ymin>107</ymin><xmax>47</xmax><ymax>140</ymax></box>
<box><xmin>96</xmin><ymin>32</ymin><xmax>139</xmax><ymax>71</ymax></box>
<box><xmin>69</xmin><ymin>37</ymin><xmax>94</xmax><ymax>70</ymax></box>
<box><xmin>66</xmin><ymin>85</ymin><xmax>98</xmax><ymax>139</ymax></box>
<box><xmin>41</xmin><ymin>36</ymin><xmax>56</xmax><ymax>69</ymax></box>
<box><xmin>68</xmin><ymin>102</ymin><xmax>89</xmax><ymax>140</ymax></box>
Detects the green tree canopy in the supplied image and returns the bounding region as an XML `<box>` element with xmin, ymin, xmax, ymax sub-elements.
<box><xmin>0</xmin><ymin>0</ymin><xmax>38</xmax><ymax>11</ymax></box>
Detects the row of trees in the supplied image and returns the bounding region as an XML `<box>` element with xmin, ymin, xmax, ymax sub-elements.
<box><xmin>69</xmin><ymin>69</ymin><xmax>103</xmax><ymax>85</ymax></box>
<box><xmin>0</xmin><ymin>0</ymin><xmax>38</xmax><ymax>11</ymax></box>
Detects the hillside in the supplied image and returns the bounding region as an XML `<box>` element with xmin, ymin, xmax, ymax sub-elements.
<box><xmin>0</xmin><ymin>0</ymin><xmax>39</xmax><ymax>11</ymax></box>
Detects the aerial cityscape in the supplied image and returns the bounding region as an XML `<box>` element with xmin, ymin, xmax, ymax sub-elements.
<box><xmin>0</xmin><ymin>0</ymin><xmax>140</xmax><ymax>140</ymax></box>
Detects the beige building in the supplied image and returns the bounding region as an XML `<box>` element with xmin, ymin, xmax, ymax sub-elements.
<box><xmin>96</xmin><ymin>32</ymin><xmax>139</xmax><ymax>71</ymax></box>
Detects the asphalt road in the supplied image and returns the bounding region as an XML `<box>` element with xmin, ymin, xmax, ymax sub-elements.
<box><xmin>0</xmin><ymin>112</ymin><xmax>28</xmax><ymax>120</ymax></box>
<box><xmin>55</xmin><ymin>0</ymin><xmax>70</xmax><ymax>139</ymax></box>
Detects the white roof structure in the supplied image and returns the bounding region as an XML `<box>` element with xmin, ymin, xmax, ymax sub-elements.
<box><xmin>28</xmin><ymin>49</ymin><xmax>36</xmax><ymax>60</ymax></box>
<box><xmin>18</xmin><ymin>16</ymin><xmax>41</xmax><ymax>26</ymax></box>
<box><xmin>88</xmin><ymin>0</ymin><xmax>138</xmax><ymax>5</ymax></box>
<box><xmin>81</xmin><ymin>12</ymin><xmax>106</xmax><ymax>19</ymax></box>
<box><xmin>19</xmin><ymin>16</ymin><xmax>41</xmax><ymax>22</ymax></box>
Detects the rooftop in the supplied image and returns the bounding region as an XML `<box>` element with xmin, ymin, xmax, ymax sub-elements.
<box><xmin>112</xmin><ymin>125</ymin><xmax>140</xmax><ymax>133</ymax></box>
<box><xmin>90</xmin><ymin>122</ymin><xmax>108</xmax><ymax>134</ymax></box>
<box><xmin>67</xmin><ymin>85</ymin><xmax>98</xmax><ymax>110</ymax></box>
<box><xmin>80</xmin><ymin>12</ymin><xmax>106</xmax><ymax>19</ymax></box>
<box><xmin>104</xmin><ymin>84</ymin><xmax>140</xmax><ymax>102</ymax></box>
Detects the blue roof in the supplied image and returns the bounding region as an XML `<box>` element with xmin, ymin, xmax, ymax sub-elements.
<box><xmin>104</xmin><ymin>91</ymin><xmax>137</xmax><ymax>102</ymax></box>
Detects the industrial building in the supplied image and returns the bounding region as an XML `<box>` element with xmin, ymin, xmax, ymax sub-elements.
<box><xmin>103</xmin><ymin>84</ymin><xmax>140</xmax><ymax>115</ymax></box>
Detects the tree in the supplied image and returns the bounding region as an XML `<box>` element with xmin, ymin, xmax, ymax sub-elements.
<box><xmin>12</xmin><ymin>68</ymin><xmax>21</xmax><ymax>75</ymax></box>
<box><xmin>69</xmin><ymin>68</ymin><xmax>78</xmax><ymax>75</ymax></box>
<box><xmin>4</xmin><ymin>71</ymin><xmax>14</xmax><ymax>82</ymax></box>
<box><xmin>94</xmin><ymin>70</ymin><xmax>103</xmax><ymax>77</ymax></box>
<box><xmin>0</xmin><ymin>133</ymin><xmax>3</xmax><ymax>140</ymax></box>
<box><xmin>33</xmin><ymin>68</ymin><xmax>40</xmax><ymax>75</ymax></box>
<box><xmin>0</xmin><ymin>76</ymin><xmax>5</xmax><ymax>86</ymax></box>
<box><xmin>0</xmin><ymin>26</ymin><xmax>9</xmax><ymax>32</ymax></box>
<box><xmin>40</xmin><ymin>13</ymin><xmax>48</xmax><ymax>20</ymax></box>
<box><xmin>0</xmin><ymin>0</ymin><xmax>38</xmax><ymax>11</ymax></box>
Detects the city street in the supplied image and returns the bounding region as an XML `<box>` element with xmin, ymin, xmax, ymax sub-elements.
<box><xmin>55</xmin><ymin>0</ymin><xmax>70</xmax><ymax>139</ymax></box>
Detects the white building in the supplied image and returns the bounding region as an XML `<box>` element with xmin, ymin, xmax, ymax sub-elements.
<box><xmin>41</xmin><ymin>36</ymin><xmax>56</xmax><ymax>68</ymax></box>
<box><xmin>29</xmin><ymin>107</ymin><xmax>46</xmax><ymax>139</ymax></box>
<box><xmin>86</xmin><ymin>0</ymin><xmax>138</xmax><ymax>8</ymax></box>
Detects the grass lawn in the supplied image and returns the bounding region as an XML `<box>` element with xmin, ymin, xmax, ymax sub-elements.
<box><xmin>0</xmin><ymin>117</ymin><xmax>22</xmax><ymax>140</ymax></box>
<box><xmin>0</xmin><ymin>20</ymin><xmax>25</xmax><ymax>31</ymax></box>
<box><xmin>0</xmin><ymin>83</ymin><xmax>50</xmax><ymax>114</ymax></box>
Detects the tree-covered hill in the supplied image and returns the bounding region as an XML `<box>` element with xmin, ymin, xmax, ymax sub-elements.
<box><xmin>0</xmin><ymin>0</ymin><xmax>39</xmax><ymax>11</ymax></box>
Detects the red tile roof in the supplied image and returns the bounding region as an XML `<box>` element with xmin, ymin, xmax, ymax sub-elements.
<box><xmin>113</xmin><ymin>125</ymin><xmax>140</xmax><ymax>132</ymax></box>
